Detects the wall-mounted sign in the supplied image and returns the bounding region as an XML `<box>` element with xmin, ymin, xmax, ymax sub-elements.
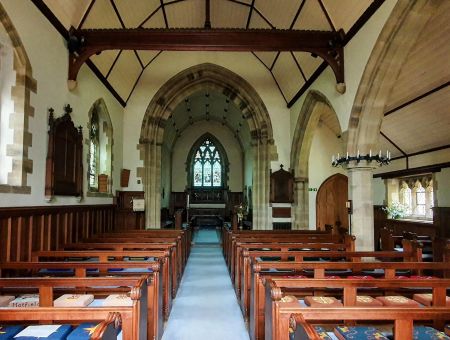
<box><xmin>132</xmin><ymin>198</ymin><xmax>145</xmax><ymax>212</ymax></box>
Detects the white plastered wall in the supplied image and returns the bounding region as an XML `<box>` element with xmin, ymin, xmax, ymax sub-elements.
<box><xmin>123</xmin><ymin>51</ymin><xmax>290</xmax><ymax>192</ymax></box>
<box><xmin>307</xmin><ymin>122</ymin><xmax>346</xmax><ymax>228</ymax></box>
<box><xmin>0</xmin><ymin>0</ymin><xmax>124</xmax><ymax>207</ymax></box>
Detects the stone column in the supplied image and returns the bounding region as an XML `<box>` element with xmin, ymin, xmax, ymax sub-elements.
<box><xmin>252</xmin><ymin>140</ymin><xmax>270</xmax><ymax>230</ymax></box>
<box><xmin>293</xmin><ymin>177</ymin><xmax>309</xmax><ymax>230</ymax></box>
<box><xmin>347</xmin><ymin>164</ymin><xmax>377</xmax><ymax>251</ymax></box>
<box><xmin>144</xmin><ymin>142</ymin><xmax>162</xmax><ymax>229</ymax></box>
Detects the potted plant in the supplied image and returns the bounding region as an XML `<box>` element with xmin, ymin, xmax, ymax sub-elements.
<box><xmin>383</xmin><ymin>201</ymin><xmax>408</xmax><ymax>219</ymax></box>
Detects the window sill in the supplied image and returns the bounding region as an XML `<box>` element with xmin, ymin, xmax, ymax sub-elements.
<box><xmin>86</xmin><ymin>191</ymin><xmax>113</xmax><ymax>198</ymax></box>
<box><xmin>389</xmin><ymin>217</ymin><xmax>433</xmax><ymax>224</ymax></box>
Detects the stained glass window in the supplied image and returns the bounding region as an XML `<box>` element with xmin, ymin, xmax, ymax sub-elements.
<box><xmin>192</xmin><ymin>138</ymin><xmax>222</xmax><ymax>187</ymax></box>
<box><xmin>88</xmin><ymin>109</ymin><xmax>99</xmax><ymax>190</ymax></box>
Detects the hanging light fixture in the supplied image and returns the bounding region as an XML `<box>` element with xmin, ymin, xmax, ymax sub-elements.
<box><xmin>331</xmin><ymin>149</ymin><xmax>391</xmax><ymax>167</ymax></box>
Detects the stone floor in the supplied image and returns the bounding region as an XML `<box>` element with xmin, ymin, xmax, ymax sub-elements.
<box><xmin>162</xmin><ymin>230</ymin><xmax>250</xmax><ymax>340</ymax></box>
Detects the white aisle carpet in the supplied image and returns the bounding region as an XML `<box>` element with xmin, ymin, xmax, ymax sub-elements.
<box><xmin>162</xmin><ymin>231</ymin><xmax>250</xmax><ymax>340</ymax></box>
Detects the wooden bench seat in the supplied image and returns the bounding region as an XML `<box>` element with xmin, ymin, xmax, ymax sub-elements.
<box><xmin>0</xmin><ymin>311</ymin><xmax>121</xmax><ymax>340</ymax></box>
<box><xmin>240</xmin><ymin>248</ymin><xmax>423</xmax><ymax>323</ymax></box>
<box><xmin>287</xmin><ymin>309</ymin><xmax>450</xmax><ymax>340</ymax></box>
<box><xmin>30</xmin><ymin>250</ymin><xmax>171</xmax><ymax>335</ymax></box>
<box><xmin>0</xmin><ymin>276</ymin><xmax>150</xmax><ymax>340</ymax></box>
<box><xmin>250</xmin><ymin>262</ymin><xmax>450</xmax><ymax>340</ymax></box>
<box><xmin>61</xmin><ymin>242</ymin><xmax>181</xmax><ymax>297</ymax></box>
<box><xmin>0</xmin><ymin>261</ymin><xmax>163</xmax><ymax>339</ymax></box>
<box><xmin>267</xmin><ymin>277</ymin><xmax>450</xmax><ymax>340</ymax></box>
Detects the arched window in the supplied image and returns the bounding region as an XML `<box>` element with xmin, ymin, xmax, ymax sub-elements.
<box><xmin>399</xmin><ymin>181</ymin><xmax>412</xmax><ymax>215</ymax></box>
<box><xmin>87</xmin><ymin>99</ymin><xmax>113</xmax><ymax>195</ymax></box>
<box><xmin>192</xmin><ymin>138</ymin><xmax>223</xmax><ymax>187</ymax></box>
<box><xmin>88</xmin><ymin>108</ymin><xmax>99</xmax><ymax>190</ymax></box>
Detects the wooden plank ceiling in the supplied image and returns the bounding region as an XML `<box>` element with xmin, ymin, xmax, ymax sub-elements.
<box><xmin>377</xmin><ymin>0</ymin><xmax>450</xmax><ymax>160</ymax></box>
<box><xmin>42</xmin><ymin>0</ymin><xmax>375</xmax><ymax>105</ymax></box>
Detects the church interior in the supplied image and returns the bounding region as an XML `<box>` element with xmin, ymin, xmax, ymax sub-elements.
<box><xmin>0</xmin><ymin>0</ymin><xmax>449</xmax><ymax>339</ymax></box>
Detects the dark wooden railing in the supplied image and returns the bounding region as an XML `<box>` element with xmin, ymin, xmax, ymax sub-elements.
<box><xmin>0</xmin><ymin>204</ymin><xmax>115</xmax><ymax>262</ymax></box>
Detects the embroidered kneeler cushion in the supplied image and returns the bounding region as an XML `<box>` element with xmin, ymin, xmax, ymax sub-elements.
<box><xmin>413</xmin><ymin>293</ymin><xmax>450</xmax><ymax>307</ymax></box>
<box><xmin>289</xmin><ymin>325</ymin><xmax>332</xmax><ymax>339</ymax></box>
<box><xmin>8</xmin><ymin>294</ymin><xmax>39</xmax><ymax>307</ymax></box>
<box><xmin>347</xmin><ymin>276</ymin><xmax>374</xmax><ymax>280</ymax></box>
<box><xmin>0</xmin><ymin>325</ymin><xmax>24</xmax><ymax>339</ymax></box>
<box><xmin>103</xmin><ymin>294</ymin><xmax>133</xmax><ymax>307</ymax></box>
<box><xmin>413</xmin><ymin>326</ymin><xmax>450</xmax><ymax>339</ymax></box>
<box><xmin>14</xmin><ymin>325</ymin><xmax>72</xmax><ymax>339</ymax></box>
<box><xmin>314</xmin><ymin>326</ymin><xmax>333</xmax><ymax>339</ymax></box>
<box><xmin>67</xmin><ymin>323</ymin><xmax>101</xmax><ymax>339</ymax></box>
<box><xmin>304</xmin><ymin>296</ymin><xmax>343</xmax><ymax>308</ymax></box>
<box><xmin>445</xmin><ymin>324</ymin><xmax>450</xmax><ymax>336</ymax></box>
<box><xmin>334</xmin><ymin>326</ymin><xmax>389</xmax><ymax>340</ymax></box>
<box><xmin>54</xmin><ymin>294</ymin><xmax>94</xmax><ymax>307</ymax></box>
<box><xmin>0</xmin><ymin>296</ymin><xmax>15</xmax><ymax>307</ymax></box>
<box><xmin>376</xmin><ymin>295</ymin><xmax>420</xmax><ymax>307</ymax></box>
<box><xmin>355</xmin><ymin>295</ymin><xmax>383</xmax><ymax>307</ymax></box>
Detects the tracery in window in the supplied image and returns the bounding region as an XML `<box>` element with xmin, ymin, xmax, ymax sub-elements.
<box><xmin>192</xmin><ymin>138</ymin><xmax>223</xmax><ymax>187</ymax></box>
<box><xmin>388</xmin><ymin>175</ymin><xmax>434</xmax><ymax>220</ymax></box>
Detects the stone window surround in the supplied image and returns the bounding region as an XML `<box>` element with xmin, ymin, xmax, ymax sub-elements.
<box><xmin>85</xmin><ymin>98</ymin><xmax>114</xmax><ymax>197</ymax></box>
<box><xmin>0</xmin><ymin>3</ymin><xmax>36</xmax><ymax>194</ymax></box>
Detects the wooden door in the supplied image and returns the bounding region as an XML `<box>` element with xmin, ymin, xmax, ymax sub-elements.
<box><xmin>316</xmin><ymin>174</ymin><xmax>348</xmax><ymax>233</ymax></box>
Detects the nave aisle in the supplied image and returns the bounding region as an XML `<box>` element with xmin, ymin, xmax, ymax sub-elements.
<box><xmin>162</xmin><ymin>229</ymin><xmax>250</xmax><ymax>340</ymax></box>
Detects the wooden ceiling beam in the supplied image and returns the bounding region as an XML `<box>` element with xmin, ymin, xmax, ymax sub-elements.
<box><xmin>68</xmin><ymin>28</ymin><xmax>345</xmax><ymax>87</ymax></box>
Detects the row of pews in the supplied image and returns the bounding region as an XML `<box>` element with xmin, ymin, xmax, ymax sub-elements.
<box><xmin>379</xmin><ymin>226</ymin><xmax>450</xmax><ymax>263</ymax></box>
<box><xmin>222</xmin><ymin>225</ymin><xmax>450</xmax><ymax>340</ymax></box>
<box><xmin>0</xmin><ymin>226</ymin><xmax>192</xmax><ymax>339</ymax></box>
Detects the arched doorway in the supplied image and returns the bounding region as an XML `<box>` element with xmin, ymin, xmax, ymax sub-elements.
<box><xmin>140</xmin><ymin>63</ymin><xmax>275</xmax><ymax>228</ymax></box>
<box><xmin>316</xmin><ymin>174</ymin><xmax>348</xmax><ymax>233</ymax></box>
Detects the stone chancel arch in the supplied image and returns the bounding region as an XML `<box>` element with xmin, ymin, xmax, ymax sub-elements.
<box><xmin>140</xmin><ymin>63</ymin><xmax>276</xmax><ymax>229</ymax></box>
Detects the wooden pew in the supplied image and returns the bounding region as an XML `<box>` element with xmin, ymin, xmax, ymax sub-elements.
<box><xmin>0</xmin><ymin>261</ymin><xmax>163</xmax><ymax>340</ymax></box>
<box><xmin>266</xmin><ymin>277</ymin><xmax>450</xmax><ymax>340</ymax></box>
<box><xmin>84</xmin><ymin>236</ymin><xmax>184</xmax><ymax>283</ymax></box>
<box><xmin>287</xmin><ymin>309</ymin><xmax>450</xmax><ymax>340</ymax></box>
<box><xmin>31</xmin><ymin>250</ymin><xmax>172</xmax><ymax>324</ymax></box>
<box><xmin>250</xmin><ymin>261</ymin><xmax>450</xmax><ymax>340</ymax></box>
<box><xmin>62</xmin><ymin>242</ymin><xmax>181</xmax><ymax>297</ymax></box>
<box><xmin>0</xmin><ymin>311</ymin><xmax>122</xmax><ymax>340</ymax></box>
<box><xmin>0</xmin><ymin>276</ymin><xmax>149</xmax><ymax>340</ymax></box>
<box><xmin>234</xmin><ymin>235</ymin><xmax>356</xmax><ymax>296</ymax></box>
<box><xmin>228</xmin><ymin>233</ymin><xmax>352</xmax><ymax>279</ymax></box>
<box><xmin>97</xmin><ymin>228</ymin><xmax>192</xmax><ymax>268</ymax></box>
<box><xmin>221</xmin><ymin>227</ymin><xmax>333</xmax><ymax>262</ymax></box>
<box><xmin>242</xmin><ymin>247</ymin><xmax>422</xmax><ymax>320</ymax></box>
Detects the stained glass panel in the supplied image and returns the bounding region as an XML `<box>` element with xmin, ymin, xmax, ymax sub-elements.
<box><xmin>193</xmin><ymin>161</ymin><xmax>202</xmax><ymax>186</ymax></box>
<box><xmin>213</xmin><ymin>161</ymin><xmax>221</xmax><ymax>187</ymax></box>
<box><xmin>204</xmin><ymin>162</ymin><xmax>212</xmax><ymax>186</ymax></box>
<box><xmin>191</xmin><ymin>138</ymin><xmax>222</xmax><ymax>187</ymax></box>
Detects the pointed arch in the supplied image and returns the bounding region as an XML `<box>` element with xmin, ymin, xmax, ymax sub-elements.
<box><xmin>0</xmin><ymin>3</ymin><xmax>36</xmax><ymax>193</ymax></box>
<box><xmin>139</xmin><ymin>63</ymin><xmax>275</xmax><ymax>228</ymax></box>
<box><xmin>347</xmin><ymin>0</ymin><xmax>440</xmax><ymax>154</ymax></box>
<box><xmin>290</xmin><ymin>90</ymin><xmax>341</xmax><ymax>229</ymax></box>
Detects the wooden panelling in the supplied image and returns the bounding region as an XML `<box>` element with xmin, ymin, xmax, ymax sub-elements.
<box><xmin>115</xmin><ymin>191</ymin><xmax>145</xmax><ymax>230</ymax></box>
<box><xmin>373</xmin><ymin>205</ymin><xmax>441</xmax><ymax>250</ymax></box>
<box><xmin>272</xmin><ymin>207</ymin><xmax>291</xmax><ymax>218</ymax></box>
<box><xmin>0</xmin><ymin>205</ymin><xmax>115</xmax><ymax>262</ymax></box>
